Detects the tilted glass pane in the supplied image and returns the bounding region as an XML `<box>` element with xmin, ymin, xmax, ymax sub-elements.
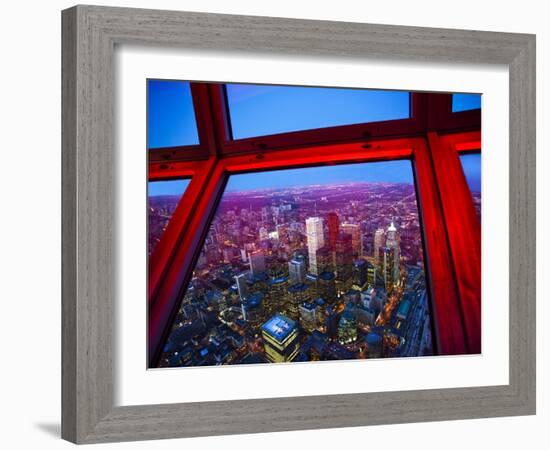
<box><xmin>148</xmin><ymin>179</ymin><xmax>190</xmax><ymax>256</ymax></box>
<box><xmin>459</xmin><ymin>153</ymin><xmax>482</xmax><ymax>220</ymax></box>
<box><xmin>452</xmin><ymin>93</ymin><xmax>481</xmax><ymax>112</ymax></box>
<box><xmin>147</xmin><ymin>80</ymin><xmax>199</xmax><ymax>148</ymax></box>
<box><xmin>226</xmin><ymin>84</ymin><xmax>411</xmax><ymax>139</ymax></box>
<box><xmin>155</xmin><ymin>160</ymin><xmax>436</xmax><ymax>368</ymax></box>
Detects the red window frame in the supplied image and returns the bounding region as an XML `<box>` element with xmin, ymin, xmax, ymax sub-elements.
<box><xmin>147</xmin><ymin>83</ymin><xmax>482</xmax><ymax>367</ymax></box>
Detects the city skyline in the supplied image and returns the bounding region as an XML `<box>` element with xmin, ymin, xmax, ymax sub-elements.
<box><xmin>147</xmin><ymin>80</ymin><xmax>482</xmax><ymax>368</ymax></box>
<box><xmin>152</xmin><ymin>159</ymin><xmax>434</xmax><ymax>368</ymax></box>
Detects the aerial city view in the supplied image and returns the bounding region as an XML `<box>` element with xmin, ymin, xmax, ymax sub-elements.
<box><xmin>149</xmin><ymin>160</ymin><xmax>435</xmax><ymax>368</ymax></box>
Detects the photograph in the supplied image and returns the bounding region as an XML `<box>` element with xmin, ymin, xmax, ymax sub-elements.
<box><xmin>147</xmin><ymin>81</ymin><xmax>482</xmax><ymax>368</ymax></box>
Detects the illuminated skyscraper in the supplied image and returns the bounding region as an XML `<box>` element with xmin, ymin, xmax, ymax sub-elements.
<box><xmin>261</xmin><ymin>314</ymin><xmax>300</xmax><ymax>363</ymax></box>
<box><xmin>373</xmin><ymin>228</ymin><xmax>385</xmax><ymax>261</ymax></box>
<box><xmin>385</xmin><ymin>222</ymin><xmax>401</xmax><ymax>284</ymax></box>
<box><xmin>306</xmin><ymin>217</ymin><xmax>325</xmax><ymax>275</ymax></box>
<box><xmin>288</xmin><ymin>258</ymin><xmax>306</xmax><ymax>284</ymax></box>
<box><xmin>315</xmin><ymin>246</ymin><xmax>333</xmax><ymax>274</ymax></box>
<box><xmin>338</xmin><ymin>303</ymin><xmax>358</xmax><ymax>344</ymax></box>
<box><xmin>241</xmin><ymin>292</ymin><xmax>264</xmax><ymax>325</ymax></box>
<box><xmin>379</xmin><ymin>246</ymin><xmax>396</xmax><ymax>291</ymax></box>
<box><xmin>235</xmin><ymin>272</ymin><xmax>249</xmax><ymax>302</ymax></box>
<box><xmin>335</xmin><ymin>232</ymin><xmax>353</xmax><ymax>290</ymax></box>
<box><xmin>341</xmin><ymin>223</ymin><xmax>363</xmax><ymax>257</ymax></box>
<box><xmin>366</xmin><ymin>261</ymin><xmax>378</xmax><ymax>286</ymax></box>
<box><xmin>327</xmin><ymin>212</ymin><xmax>339</xmax><ymax>250</ymax></box>
<box><xmin>286</xmin><ymin>283</ymin><xmax>311</xmax><ymax>321</ymax></box>
<box><xmin>266</xmin><ymin>276</ymin><xmax>288</xmax><ymax>314</ymax></box>
<box><xmin>317</xmin><ymin>270</ymin><xmax>337</xmax><ymax>303</ymax></box>
<box><xmin>248</xmin><ymin>249</ymin><xmax>266</xmax><ymax>275</ymax></box>
<box><xmin>352</xmin><ymin>259</ymin><xmax>368</xmax><ymax>290</ymax></box>
<box><xmin>299</xmin><ymin>301</ymin><xmax>319</xmax><ymax>333</ymax></box>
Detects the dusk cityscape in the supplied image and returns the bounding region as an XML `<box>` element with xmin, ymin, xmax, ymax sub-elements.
<box><xmin>147</xmin><ymin>81</ymin><xmax>482</xmax><ymax>367</ymax></box>
<box><xmin>150</xmin><ymin>160</ymin><xmax>435</xmax><ymax>367</ymax></box>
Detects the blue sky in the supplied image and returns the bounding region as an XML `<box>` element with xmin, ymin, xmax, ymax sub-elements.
<box><xmin>148</xmin><ymin>179</ymin><xmax>190</xmax><ymax>197</ymax></box>
<box><xmin>147</xmin><ymin>80</ymin><xmax>199</xmax><ymax>148</ymax></box>
<box><xmin>225</xmin><ymin>160</ymin><xmax>414</xmax><ymax>192</ymax></box>
<box><xmin>147</xmin><ymin>81</ymin><xmax>481</xmax><ymax>195</ymax></box>
<box><xmin>226</xmin><ymin>84</ymin><xmax>410</xmax><ymax>139</ymax></box>
<box><xmin>460</xmin><ymin>153</ymin><xmax>482</xmax><ymax>193</ymax></box>
<box><xmin>452</xmin><ymin>93</ymin><xmax>482</xmax><ymax>112</ymax></box>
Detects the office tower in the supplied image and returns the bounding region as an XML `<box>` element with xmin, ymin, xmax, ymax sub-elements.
<box><xmin>261</xmin><ymin>314</ymin><xmax>300</xmax><ymax>363</ymax></box>
<box><xmin>241</xmin><ymin>292</ymin><xmax>264</xmax><ymax>326</ymax></box>
<box><xmin>379</xmin><ymin>246</ymin><xmax>396</xmax><ymax>291</ymax></box>
<box><xmin>288</xmin><ymin>258</ymin><xmax>306</xmax><ymax>284</ymax></box>
<box><xmin>386</xmin><ymin>222</ymin><xmax>401</xmax><ymax>283</ymax></box>
<box><xmin>299</xmin><ymin>301</ymin><xmax>319</xmax><ymax>333</ymax></box>
<box><xmin>356</xmin><ymin>305</ymin><xmax>376</xmax><ymax>329</ymax></box>
<box><xmin>235</xmin><ymin>272</ymin><xmax>249</xmax><ymax>302</ymax></box>
<box><xmin>324</xmin><ymin>305</ymin><xmax>339</xmax><ymax>339</ymax></box>
<box><xmin>373</xmin><ymin>228</ymin><xmax>385</xmax><ymax>261</ymax></box>
<box><xmin>306</xmin><ymin>217</ymin><xmax>325</xmax><ymax>275</ymax></box>
<box><xmin>337</xmin><ymin>303</ymin><xmax>358</xmax><ymax>345</ymax></box>
<box><xmin>315</xmin><ymin>246</ymin><xmax>333</xmax><ymax>274</ymax></box>
<box><xmin>314</xmin><ymin>298</ymin><xmax>326</xmax><ymax>328</ymax></box>
<box><xmin>327</xmin><ymin>212</ymin><xmax>339</xmax><ymax>249</ymax></box>
<box><xmin>360</xmin><ymin>286</ymin><xmax>377</xmax><ymax>309</ymax></box>
<box><xmin>266</xmin><ymin>276</ymin><xmax>288</xmax><ymax>314</ymax></box>
<box><xmin>366</xmin><ymin>261</ymin><xmax>378</xmax><ymax>286</ymax></box>
<box><xmin>352</xmin><ymin>259</ymin><xmax>368</xmax><ymax>290</ymax></box>
<box><xmin>335</xmin><ymin>232</ymin><xmax>353</xmax><ymax>289</ymax></box>
<box><xmin>286</xmin><ymin>283</ymin><xmax>311</xmax><ymax>321</ymax></box>
<box><xmin>341</xmin><ymin>223</ymin><xmax>362</xmax><ymax>257</ymax></box>
<box><xmin>317</xmin><ymin>270</ymin><xmax>337</xmax><ymax>304</ymax></box>
<box><xmin>248</xmin><ymin>249</ymin><xmax>266</xmax><ymax>275</ymax></box>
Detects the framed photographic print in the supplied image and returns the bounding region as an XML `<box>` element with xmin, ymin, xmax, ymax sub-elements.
<box><xmin>62</xmin><ymin>5</ymin><xmax>536</xmax><ymax>444</ymax></box>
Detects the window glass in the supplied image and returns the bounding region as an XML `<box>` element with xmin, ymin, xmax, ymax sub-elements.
<box><xmin>155</xmin><ymin>160</ymin><xmax>434</xmax><ymax>368</ymax></box>
<box><xmin>147</xmin><ymin>80</ymin><xmax>199</xmax><ymax>148</ymax></box>
<box><xmin>452</xmin><ymin>93</ymin><xmax>481</xmax><ymax>112</ymax></box>
<box><xmin>226</xmin><ymin>84</ymin><xmax>411</xmax><ymax>139</ymax></box>
<box><xmin>148</xmin><ymin>179</ymin><xmax>190</xmax><ymax>256</ymax></box>
<box><xmin>459</xmin><ymin>153</ymin><xmax>482</xmax><ymax>220</ymax></box>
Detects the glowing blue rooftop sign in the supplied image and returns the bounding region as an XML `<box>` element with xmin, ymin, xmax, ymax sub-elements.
<box><xmin>261</xmin><ymin>314</ymin><xmax>297</xmax><ymax>342</ymax></box>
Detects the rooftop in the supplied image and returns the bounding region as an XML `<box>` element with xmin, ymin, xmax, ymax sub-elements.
<box><xmin>262</xmin><ymin>314</ymin><xmax>297</xmax><ymax>341</ymax></box>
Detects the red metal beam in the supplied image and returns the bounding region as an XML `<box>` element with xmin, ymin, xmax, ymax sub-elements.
<box><xmin>427</xmin><ymin>131</ymin><xmax>482</xmax><ymax>354</ymax></box>
<box><xmin>218</xmin><ymin>92</ymin><xmax>427</xmax><ymax>156</ymax></box>
<box><xmin>148</xmin><ymin>160</ymin><xmax>227</xmax><ymax>365</ymax></box>
<box><xmin>148</xmin><ymin>158</ymin><xmax>217</xmax><ymax>303</ymax></box>
<box><xmin>412</xmin><ymin>138</ymin><xmax>469</xmax><ymax>354</ymax></box>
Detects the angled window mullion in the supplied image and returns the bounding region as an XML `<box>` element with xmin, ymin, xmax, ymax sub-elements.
<box><xmin>426</xmin><ymin>131</ymin><xmax>482</xmax><ymax>354</ymax></box>
<box><xmin>412</xmin><ymin>137</ymin><xmax>469</xmax><ymax>355</ymax></box>
<box><xmin>148</xmin><ymin>158</ymin><xmax>218</xmax><ymax>303</ymax></box>
<box><xmin>148</xmin><ymin>159</ymin><xmax>227</xmax><ymax>367</ymax></box>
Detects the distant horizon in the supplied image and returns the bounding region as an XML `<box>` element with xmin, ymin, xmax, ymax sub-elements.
<box><xmin>225</xmin><ymin>160</ymin><xmax>415</xmax><ymax>193</ymax></box>
<box><xmin>224</xmin><ymin>179</ymin><xmax>413</xmax><ymax>194</ymax></box>
<box><xmin>149</xmin><ymin>178</ymin><xmax>413</xmax><ymax>197</ymax></box>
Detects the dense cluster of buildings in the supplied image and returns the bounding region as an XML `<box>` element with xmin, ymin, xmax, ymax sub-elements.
<box><xmin>154</xmin><ymin>181</ymin><xmax>434</xmax><ymax>368</ymax></box>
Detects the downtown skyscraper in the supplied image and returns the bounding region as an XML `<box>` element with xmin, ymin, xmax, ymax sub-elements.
<box><xmin>306</xmin><ymin>217</ymin><xmax>325</xmax><ymax>275</ymax></box>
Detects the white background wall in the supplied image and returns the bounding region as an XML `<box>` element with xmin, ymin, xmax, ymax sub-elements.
<box><xmin>0</xmin><ymin>0</ymin><xmax>546</xmax><ymax>448</ymax></box>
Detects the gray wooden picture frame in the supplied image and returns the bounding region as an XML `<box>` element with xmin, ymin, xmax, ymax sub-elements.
<box><xmin>61</xmin><ymin>4</ymin><xmax>536</xmax><ymax>444</ymax></box>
